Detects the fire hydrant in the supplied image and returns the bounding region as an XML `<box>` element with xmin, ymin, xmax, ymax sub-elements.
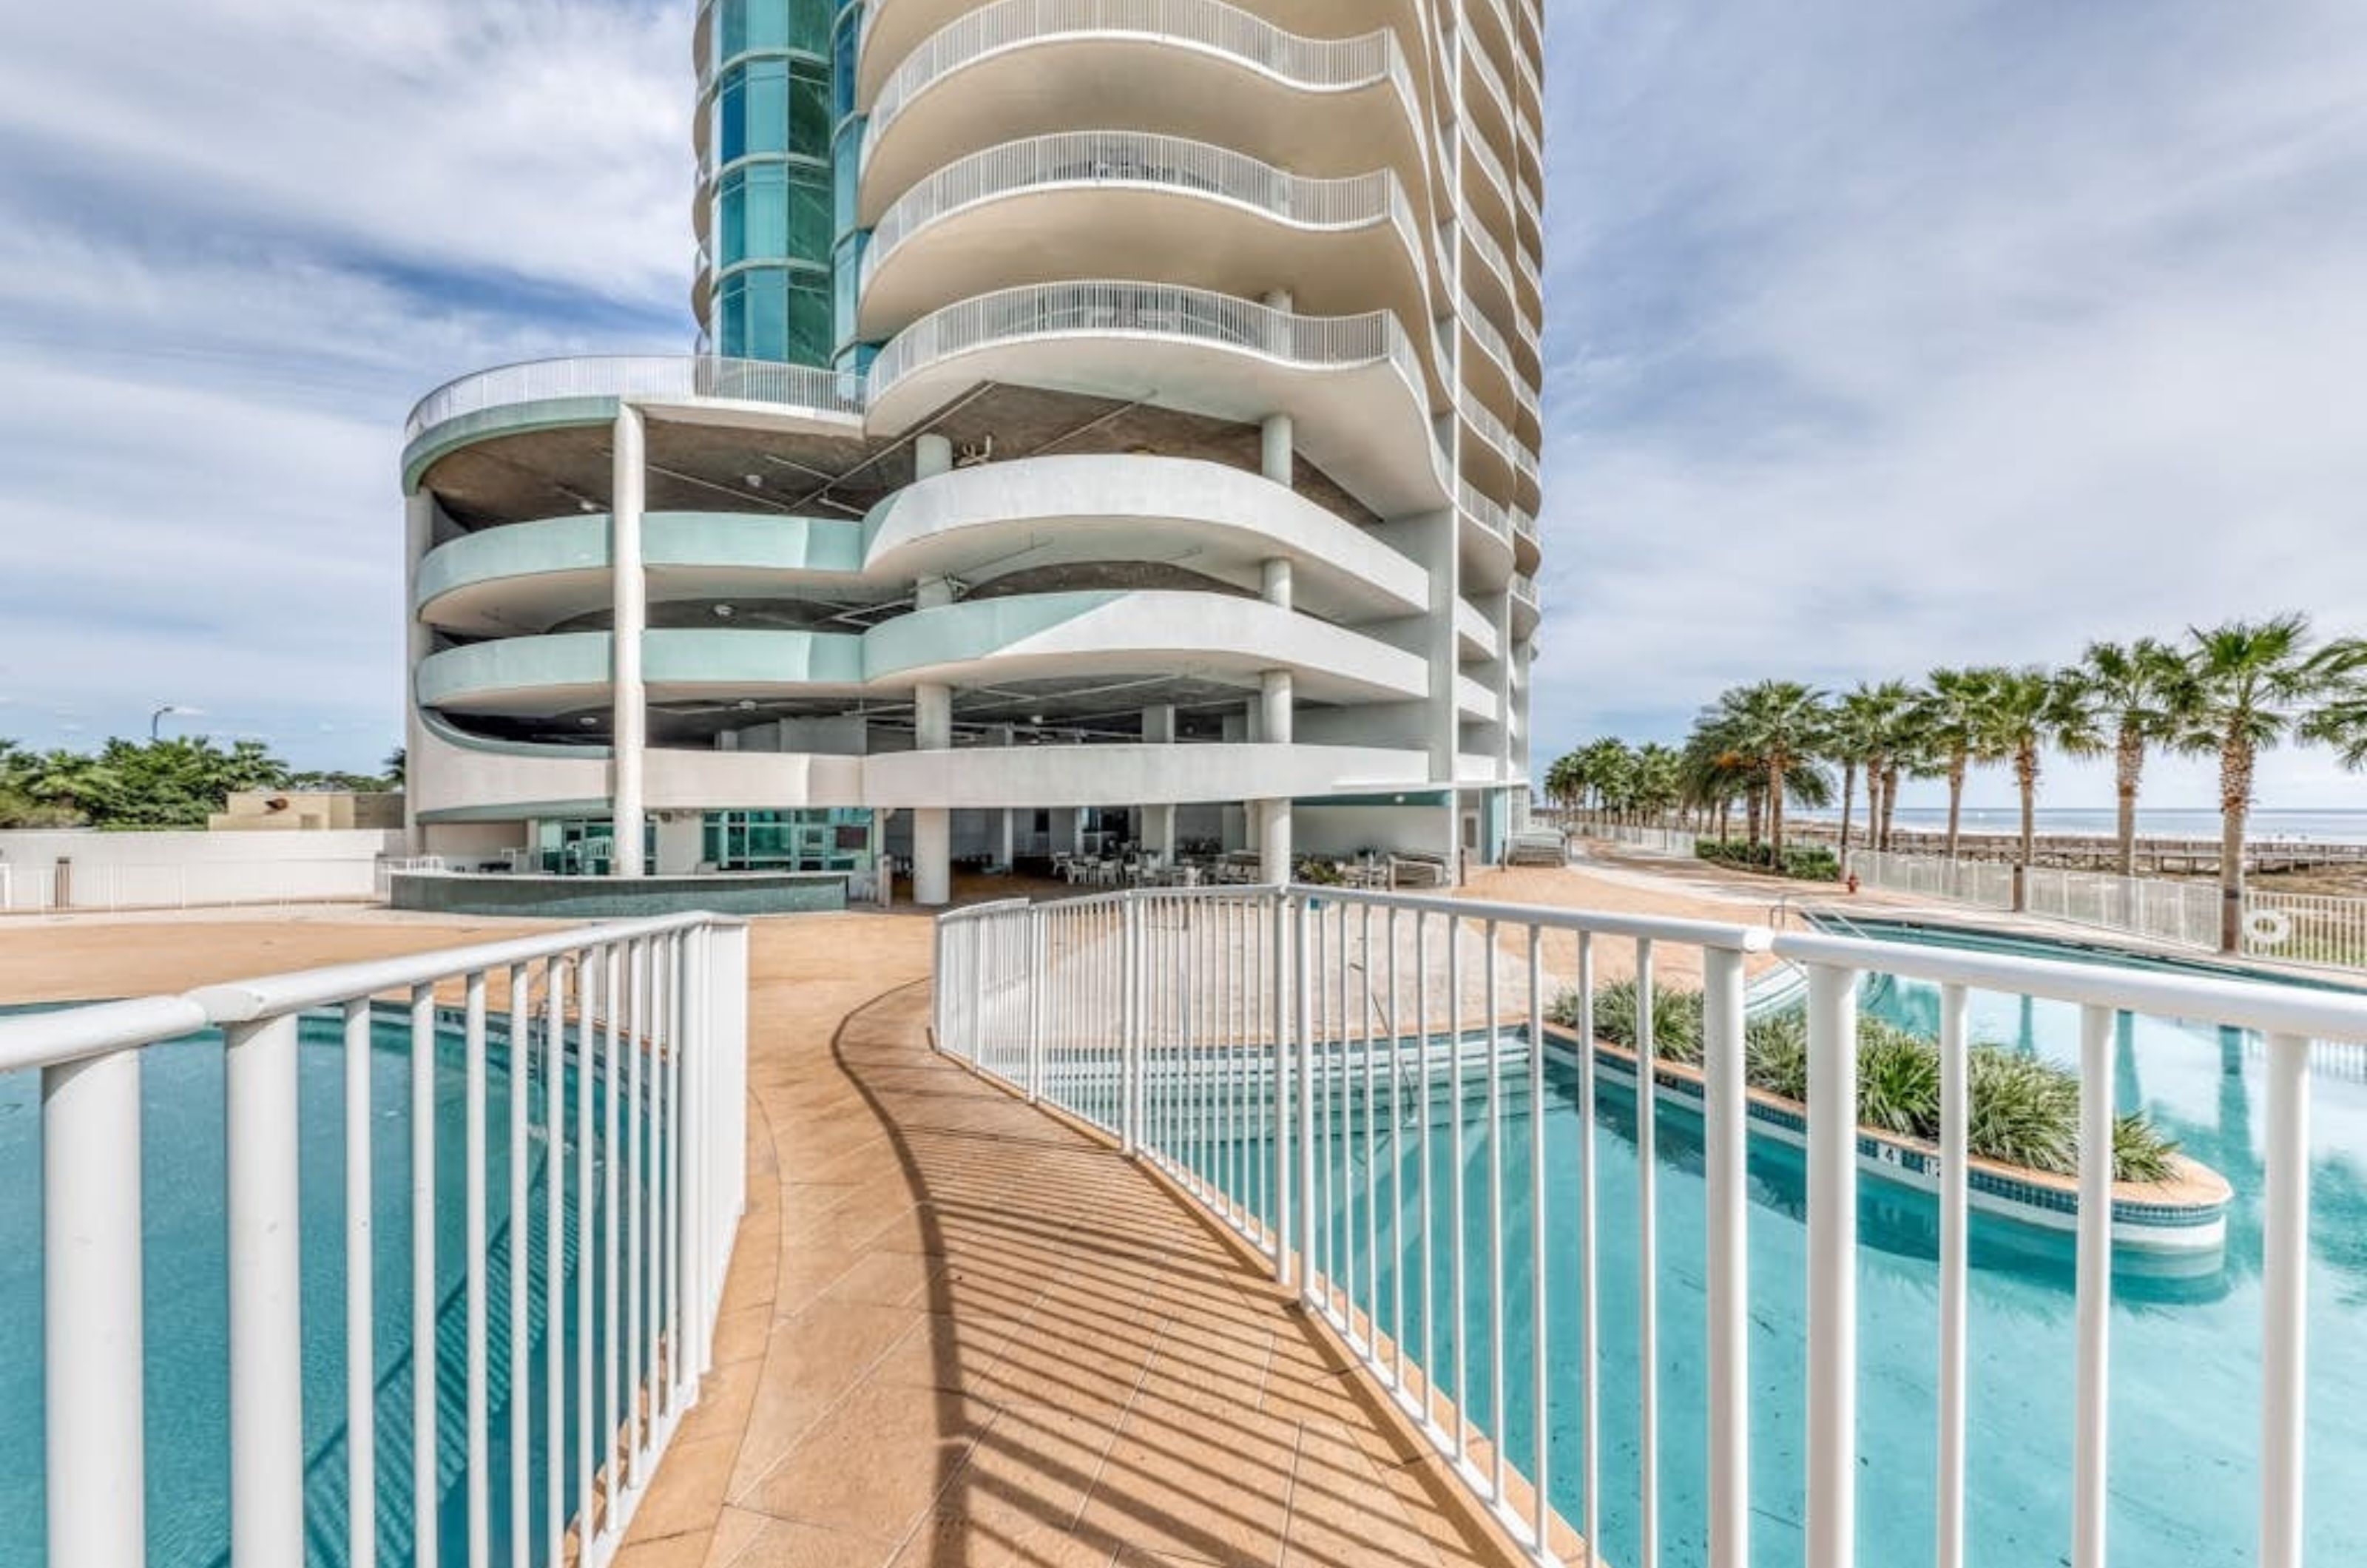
<box><xmin>1845</xmin><ymin>871</ymin><xmax>1860</xmax><ymax>895</ymax></box>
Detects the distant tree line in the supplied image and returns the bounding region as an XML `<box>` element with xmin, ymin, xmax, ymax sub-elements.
<box><xmin>0</xmin><ymin>737</ymin><xmax>403</xmax><ymax>831</ymax></box>
<box><xmin>1544</xmin><ymin>615</ymin><xmax>2367</xmax><ymax>950</ymax></box>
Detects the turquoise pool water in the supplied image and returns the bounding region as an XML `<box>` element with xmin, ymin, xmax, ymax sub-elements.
<box><xmin>0</xmin><ymin>1007</ymin><xmax>645</xmax><ymax>1567</ymax></box>
<box><xmin>1158</xmin><ymin>939</ymin><xmax>2367</xmax><ymax>1567</ymax></box>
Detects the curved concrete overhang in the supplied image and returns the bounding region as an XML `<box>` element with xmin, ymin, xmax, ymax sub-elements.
<box><xmin>1510</xmin><ymin>580</ymin><xmax>1541</xmax><ymax>640</ymax></box>
<box><xmin>854</xmin><ymin>0</ymin><xmax>1438</xmax><ymax>112</ymax></box>
<box><xmin>865</xmin><ymin>285</ymin><xmax>1449</xmax><ymax>518</ymax></box>
<box><xmin>859</xmin><ymin>25</ymin><xmax>1425</xmax><ymax>223</ymax></box>
<box><xmin>857</xmin><ymin>150</ymin><xmax>1431</xmax><ymax>356</ymax></box>
<box><xmin>402</xmin><ymin>357</ymin><xmax>865</xmax><ymax>493</ymax></box>
<box><xmin>419</xmin><ymin>589</ymin><xmax>1430</xmax><ymax>721</ymax></box>
<box><xmin>865</xmin><ymin>590</ymin><xmax>1430</xmax><ymax>703</ymax></box>
<box><xmin>861</xmin><ymin>741</ymin><xmax>1435</xmax><ymax>810</ymax></box>
<box><xmin>411</xmin><ymin>706</ymin><xmax>867</xmax><ymax>817</ymax></box>
<box><xmin>1456</xmin><ymin>675</ymin><xmax>1502</xmax><ymax>725</ymax></box>
<box><xmin>416</xmin><ymin>513</ymin><xmax>871</xmax><ymax>636</ymax></box>
<box><xmin>1453</xmin><ymin>598</ymin><xmax>1499</xmax><ymax>662</ymax></box>
<box><xmin>862</xmin><ymin>455</ymin><xmax>1428</xmax><ymax>620</ymax></box>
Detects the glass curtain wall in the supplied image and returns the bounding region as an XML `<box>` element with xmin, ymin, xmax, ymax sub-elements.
<box><xmin>704</xmin><ymin>0</ymin><xmax>837</xmax><ymax>363</ymax></box>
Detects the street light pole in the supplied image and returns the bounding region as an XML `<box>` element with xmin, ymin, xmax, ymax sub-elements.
<box><xmin>149</xmin><ymin>705</ymin><xmax>181</xmax><ymax>741</ymax></box>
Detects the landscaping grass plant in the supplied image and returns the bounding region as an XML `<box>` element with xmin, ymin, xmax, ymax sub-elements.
<box><xmin>1694</xmin><ymin>837</ymin><xmax>1843</xmax><ymax>882</ymax></box>
<box><xmin>1550</xmin><ymin>978</ymin><xmax>2180</xmax><ymax>1183</ymax></box>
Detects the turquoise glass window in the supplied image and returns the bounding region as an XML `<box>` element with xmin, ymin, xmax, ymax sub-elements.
<box><xmin>831</xmin><ymin>10</ymin><xmax>858</xmax><ymax>122</ymax></box>
<box><xmin>718</xmin><ymin>266</ymin><xmax>833</xmax><ymax>365</ymax></box>
<box><xmin>715</xmin><ymin>58</ymin><xmax>828</xmax><ymax>164</ymax></box>
<box><xmin>719</xmin><ymin>163</ymin><xmax>831</xmax><ymax>268</ymax></box>
<box><xmin>831</xmin><ymin>120</ymin><xmax>862</xmax><ymax>235</ymax></box>
<box><xmin>831</xmin><ymin>230</ymin><xmax>866</xmax><ymax>348</ymax></box>
<box><xmin>717</xmin><ymin>0</ymin><xmax>830</xmax><ymax>62</ymax></box>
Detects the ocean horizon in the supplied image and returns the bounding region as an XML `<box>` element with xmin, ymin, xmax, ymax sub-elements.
<box><xmin>1793</xmin><ymin>806</ymin><xmax>2367</xmax><ymax>844</ymax></box>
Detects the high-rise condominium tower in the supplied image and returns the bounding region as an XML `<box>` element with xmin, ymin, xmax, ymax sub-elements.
<box><xmin>401</xmin><ymin>0</ymin><xmax>1544</xmax><ymax>902</ymax></box>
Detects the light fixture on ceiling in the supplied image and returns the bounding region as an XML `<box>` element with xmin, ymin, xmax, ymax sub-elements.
<box><xmin>735</xmin><ymin>699</ymin><xmax>758</xmax><ymax>712</ymax></box>
<box><xmin>744</xmin><ymin>473</ymin><xmax>764</xmax><ymax>488</ymax></box>
<box><xmin>712</xmin><ymin>603</ymin><xmax>735</xmax><ymax>618</ymax></box>
<box><xmin>578</xmin><ymin>716</ymin><xmax>600</xmax><ymax>728</ymax></box>
<box><xmin>576</xmin><ymin>499</ymin><xmax>598</xmax><ymax>513</ymax></box>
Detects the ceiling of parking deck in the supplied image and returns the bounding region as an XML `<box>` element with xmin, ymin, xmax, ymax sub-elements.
<box><xmin>418</xmin><ymin>383</ymin><xmax>1380</xmax><ymax>533</ymax></box>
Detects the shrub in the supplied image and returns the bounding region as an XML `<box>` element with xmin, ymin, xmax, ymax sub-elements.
<box><xmin>1694</xmin><ymin>837</ymin><xmax>1841</xmax><ymax>882</ymax></box>
<box><xmin>1547</xmin><ymin>982</ymin><xmax>2181</xmax><ymax>1183</ymax></box>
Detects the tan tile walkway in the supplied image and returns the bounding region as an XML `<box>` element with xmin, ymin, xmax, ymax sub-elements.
<box><xmin>621</xmin><ymin>956</ymin><xmax>1528</xmax><ymax>1568</ymax></box>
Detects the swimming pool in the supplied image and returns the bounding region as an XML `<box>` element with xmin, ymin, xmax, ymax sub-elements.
<box><xmin>0</xmin><ymin>1007</ymin><xmax>641</xmax><ymax>1568</ymax></box>
<box><xmin>1150</xmin><ymin>927</ymin><xmax>2367</xmax><ymax>1567</ymax></box>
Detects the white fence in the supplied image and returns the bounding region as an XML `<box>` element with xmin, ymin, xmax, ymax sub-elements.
<box><xmin>1571</xmin><ymin>820</ymin><xmax>1702</xmax><ymax>859</ymax></box>
<box><xmin>935</xmin><ymin>884</ymin><xmax>2367</xmax><ymax>1568</ymax></box>
<box><xmin>1</xmin><ymin>913</ymin><xmax>750</xmax><ymax>1568</ymax></box>
<box><xmin>1849</xmin><ymin>850</ymin><xmax>2367</xmax><ymax>971</ymax></box>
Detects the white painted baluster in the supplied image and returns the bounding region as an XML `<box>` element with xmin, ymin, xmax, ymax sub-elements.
<box><xmin>1485</xmin><ymin>920</ymin><xmax>1506</xmax><ymax>1504</ymax></box>
<box><xmin>465</xmin><ymin>970</ymin><xmax>492</xmax><ymax>1568</ymax></box>
<box><xmin>625</xmin><ymin>939</ymin><xmax>645</xmax><ymax>1485</ymax></box>
<box><xmin>342</xmin><ymin>999</ymin><xmax>377</xmax><ymax>1568</ymax></box>
<box><xmin>1936</xmin><ymin>981</ymin><xmax>1971</xmax><ymax>1568</ymax></box>
<box><xmin>1526</xmin><ymin>924</ymin><xmax>1550</xmax><ymax>1554</ymax></box>
<box><xmin>44</xmin><ymin>1041</ymin><xmax>149</xmax><ymax>1568</ymax></box>
<box><xmin>1295</xmin><ymin>894</ymin><xmax>1316</xmax><ymax>1305</ymax></box>
<box><xmin>1391</xmin><ymin>905</ymin><xmax>1406</xmax><ymax>1392</ymax></box>
<box><xmin>2072</xmin><ymin>1003</ymin><xmax>2116</xmax><ymax>1568</ymax></box>
<box><xmin>411</xmin><ymin>983</ymin><xmax>441</xmax><ymax>1568</ymax></box>
<box><xmin>575</xmin><ymin>952</ymin><xmax>600</xmax><ymax>1555</ymax></box>
<box><xmin>2260</xmin><ymin>1031</ymin><xmax>2312</xmax><ymax>1568</ymax></box>
<box><xmin>226</xmin><ymin>1008</ymin><xmax>306</xmax><ymax>1564</ymax></box>
<box><xmin>1806</xmin><ymin>963</ymin><xmax>1861</xmax><ymax>1568</ymax></box>
<box><xmin>1636</xmin><ymin>939</ymin><xmax>1659</xmax><ymax>1568</ymax></box>
<box><xmin>507</xmin><ymin>966</ymin><xmax>531</xmax><ymax>1568</ymax></box>
<box><xmin>1575</xmin><ymin>929</ymin><xmax>1599</xmax><ymax>1560</ymax></box>
<box><xmin>1448</xmin><ymin>910</ymin><xmax>1466</xmax><ymax>1463</ymax></box>
<box><xmin>544</xmin><ymin>960</ymin><xmax>567</xmax><ymax>1568</ymax></box>
<box><xmin>1418</xmin><ymin>910</ymin><xmax>1436</xmax><ymax>1427</ymax></box>
<box><xmin>1702</xmin><ymin>946</ymin><xmax>1749</xmax><ymax>1568</ymax></box>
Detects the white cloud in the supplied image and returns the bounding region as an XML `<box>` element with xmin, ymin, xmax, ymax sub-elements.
<box><xmin>1533</xmin><ymin>0</ymin><xmax>2367</xmax><ymax>808</ymax></box>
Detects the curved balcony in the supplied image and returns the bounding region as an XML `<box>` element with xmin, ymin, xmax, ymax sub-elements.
<box><xmin>1456</xmin><ymin>477</ymin><xmax>1519</xmax><ymax>586</ymax></box>
<box><xmin>864</xmin><ymin>281</ymin><xmax>1451</xmax><ymax>517</ymax></box>
<box><xmin>857</xmin><ymin>132</ymin><xmax>1431</xmax><ymax>346</ymax></box>
<box><xmin>857</xmin><ymin>0</ymin><xmax>1426</xmax><ymax>224</ymax></box>
<box><xmin>418</xmin><ymin>589</ymin><xmax>1430</xmax><ymax>723</ymax></box>
<box><xmin>1510</xmin><ymin>570</ymin><xmax>1541</xmax><ymax>637</ymax></box>
<box><xmin>854</xmin><ymin>0</ymin><xmax>1439</xmax><ymax>109</ymax></box>
<box><xmin>402</xmin><ymin>356</ymin><xmax>865</xmax><ymax>489</ymax></box>
<box><xmin>861</xmin><ymin>740</ymin><xmax>1434</xmax><ymax>810</ymax></box>
<box><xmin>862</xmin><ymin>454</ymin><xmax>1430</xmax><ymax>618</ymax></box>
<box><xmin>1456</xmin><ymin>395</ymin><xmax>1541</xmax><ymax>512</ymax></box>
<box><xmin>415</xmin><ymin>513</ymin><xmax>871</xmax><ymax>636</ymax></box>
<box><xmin>413</xmin><ymin>456</ymin><xmax>1433</xmax><ymax>637</ymax></box>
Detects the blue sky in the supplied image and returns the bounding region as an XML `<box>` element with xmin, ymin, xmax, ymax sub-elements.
<box><xmin>1</xmin><ymin>1</ymin><xmax>2363</xmax><ymax>809</ymax></box>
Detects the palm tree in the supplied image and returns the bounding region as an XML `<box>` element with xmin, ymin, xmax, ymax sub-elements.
<box><xmin>1979</xmin><ymin>667</ymin><xmax>2099</xmax><ymax>902</ymax></box>
<box><xmin>2301</xmin><ymin>638</ymin><xmax>2367</xmax><ymax>771</ymax></box>
<box><xmin>1632</xmin><ymin>742</ymin><xmax>1684</xmax><ymax>824</ymax></box>
<box><xmin>1828</xmin><ymin>682</ymin><xmax>1909</xmax><ymax>864</ymax></box>
<box><xmin>1916</xmin><ymin>667</ymin><xmax>2002</xmax><ymax>859</ymax></box>
<box><xmin>1543</xmin><ymin>751</ymin><xmax>1586</xmax><ymax>814</ymax></box>
<box><xmin>2071</xmin><ymin>638</ymin><xmax>2192</xmax><ymax>875</ymax></box>
<box><xmin>1704</xmin><ymin>682</ymin><xmax>1829</xmax><ymax>859</ymax></box>
<box><xmin>2180</xmin><ymin>615</ymin><xmax>2349</xmax><ymax>951</ymax></box>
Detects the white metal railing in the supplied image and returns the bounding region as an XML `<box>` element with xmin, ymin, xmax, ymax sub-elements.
<box><xmin>933</xmin><ymin>883</ymin><xmax>2365</xmax><ymax>1568</ymax></box>
<box><xmin>862</xmin><ymin>131</ymin><xmax>1423</xmax><ymax>291</ymax></box>
<box><xmin>0</xmin><ymin>856</ymin><xmax>391</xmax><ymax>914</ymax></box>
<box><xmin>7</xmin><ymin>913</ymin><xmax>750</xmax><ymax>1568</ymax></box>
<box><xmin>1849</xmin><ymin>851</ymin><xmax>2367</xmax><ymax>970</ymax></box>
<box><xmin>1459</xmin><ymin>390</ymin><xmax>1541</xmax><ymax>484</ymax></box>
<box><xmin>403</xmin><ymin>357</ymin><xmax>865</xmax><ymax>447</ymax></box>
<box><xmin>1456</xmin><ymin>476</ymin><xmax>1513</xmax><ymax>541</ymax></box>
<box><xmin>1852</xmin><ymin>848</ymin><xmax>2019</xmax><ymax>913</ymax></box>
<box><xmin>865</xmin><ymin>0</ymin><xmax>1422</xmax><ymax>167</ymax></box>
<box><xmin>2245</xmin><ymin>889</ymin><xmax>2367</xmax><ymax>971</ymax></box>
<box><xmin>1574</xmin><ymin>820</ymin><xmax>1701</xmax><ymax>859</ymax></box>
<box><xmin>1511</xmin><ymin>572</ymin><xmax>1539</xmax><ymax>614</ymax></box>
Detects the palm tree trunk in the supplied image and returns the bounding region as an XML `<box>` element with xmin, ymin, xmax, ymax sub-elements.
<box><xmin>1771</xmin><ymin>763</ymin><xmax>1788</xmax><ymax>859</ymax></box>
<box><xmin>2116</xmin><ymin>726</ymin><xmax>2144</xmax><ymax>877</ymax></box>
<box><xmin>2016</xmin><ymin>744</ymin><xmax>2039</xmax><ymax>912</ymax></box>
<box><xmin>1881</xmin><ymin>766</ymin><xmax>1902</xmax><ymax>849</ymax></box>
<box><xmin>2219</xmin><ymin>729</ymin><xmax>2252</xmax><ymax>953</ymax></box>
<box><xmin>1839</xmin><ymin>761</ymin><xmax>1858</xmax><ymax>862</ymax></box>
<box><xmin>1945</xmin><ymin>754</ymin><xmax>1968</xmax><ymax>859</ymax></box>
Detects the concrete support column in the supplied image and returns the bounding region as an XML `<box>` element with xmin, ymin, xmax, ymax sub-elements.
<box><xmin>610</xmin><ymin>406</ymin><xmax>648</xmax><ymax>878</ymax></box>
<box><xmin>915</xmin><ymin>432</ymin><xmax>953</xmax><ymax>479</ymax></box>
<box><xmin>1260</xmin><ymin>669</ymin><xmax>1294</xmax><ymax>746</ymax></box>
<box><xmin>1261</xmin><ymin>558</ymin><xmax>1294</xmax><ymax>612</ymax></box>
<box><xmin>1260</xmin><ymin>799</ymin><xmax>1293</xmax><ymax>884</ymax></box>
<box><xmin>1261</xmin><ymin>289</ymin><xmax>1295</xmax><ymax>488</ymax></box>
<box><xmin>654</xmin><ymin>814</ymin><xmax>703</xmax><ymax>875</ymax></box>
<box><xmin>402</xmin><ymin>490</ymin><xmax>436</xmax><ymax>853</ymax></box>
<box><xmin>1143</xmin><ymin>804</ymin><xmax>1177</xmax><ymax>862</ymax></box>
<box><xmin>1257</xmin><ymin>668</ymin><xmax>1294</xmax><ymax>881</ymax></box>
<box><xmin>1142</xmin><ymin>704</ymin><xmax>1176</xmax><ymax>745</ymax></box>
<box><xmin>914</xmin><ymin>680</ymin><xmax>952</xmax><ymax>905</ymax></box>
<box><xmin>1000</xmin><ymin>809</ymin><xmax>1016</xmax><ymax>871</ymax></box>
<box><xmin>915</xmin><ymin>575</ymin><xmax>956</xmax><ymax>610</ymax></box>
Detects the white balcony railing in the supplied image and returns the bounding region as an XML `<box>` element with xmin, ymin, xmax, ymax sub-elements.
<box><xmin>863</xmin><ymin>130</ymin><xmax>1423</xmax><ymax>293</ymax></box>
<box><xmin>935</xmin><ymin>883</ymin><xmax>2367</xmax><ymax>1568</ymax></box>
<box><xmin>6</xmin><ymin>913</ymin><xmax>750</xmax><ymax>1568</ymax></box>
<box><xmin>404</xmin><ymin>357</ymin><xmax>865</xmax><ymax>448</ymax></box>
<box><xmin>865</xmin><ymin>0</ymin><xmax>1422</xmax><ymax>169</ymax></box>
<box><xmin>866</xmin><ymin>280</ymin><xmax>1449</xmax><ymax>489</ymax></box>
